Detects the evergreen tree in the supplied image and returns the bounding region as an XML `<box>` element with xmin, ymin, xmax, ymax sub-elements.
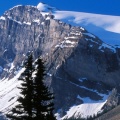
<box><xmin>7</xmin><ymin>54</ymin><xmax>34</xmax><ymax>120</ymax></box>
<box><xmin>33</xmin><ymin>57</ymin><xmax>56</xmax><ymax>120</ymax></box>
<box><xmin>6</xmin><ymin>55</ymin><xmax>56</xmax><ymax>120</ymax></box>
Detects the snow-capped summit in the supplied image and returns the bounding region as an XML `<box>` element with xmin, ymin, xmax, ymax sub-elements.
<box><xmin>37</xmin><ymin>2</ymin><xmax>57</xmax><ymax>12</ymax></box>
<box><xmin>36</xmin><ymin>2</ymin><xmax>120</xmax><ymax>46</ymax></box>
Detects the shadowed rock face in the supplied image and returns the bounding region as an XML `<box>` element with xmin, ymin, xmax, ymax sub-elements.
<box><xmin>0</xmin><ymin>5</ymin><xmax>120</xmax><ymax>114</ymax></box>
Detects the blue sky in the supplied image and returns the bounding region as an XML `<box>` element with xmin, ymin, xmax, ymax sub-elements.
<box><xmin>0</xmin><ymin>0</ymin><xmax>120</xmax><ymax>16</ymax></box>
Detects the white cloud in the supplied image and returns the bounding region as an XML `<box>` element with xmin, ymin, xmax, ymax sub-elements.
<box><xmin>106</xmin><ymin>22</ymin><xmax>120</xmax><ymax>33</ymax></box>
<box><xmin>54</xmin><ymin>11</ymin><xmax>120</xmax><ymax>34</ymax></box>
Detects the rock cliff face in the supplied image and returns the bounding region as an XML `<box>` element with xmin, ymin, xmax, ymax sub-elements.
<box><xmin>0</xmin><ymin>5</ymin><xmax>120</xmax><ymax>118</ymax></box>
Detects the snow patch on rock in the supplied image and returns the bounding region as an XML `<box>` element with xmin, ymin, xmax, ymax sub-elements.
<box><xmin>0</xmin><ymin>16</ymin><xmax>5</xmax><ymax>21</ymax></box>
<box><xmin>83</xmin><ymin>33</ymin><xmax>96</xmax><ymax>38</ymax></box>
<box><xmin>37</xmin><ymin>2</ymin><xmax>57</xmax><ymax>12</ymax></box>
<box><xmin>99</xmin><ymin>43</ymin><xmax>116</xmax><ymax>53</ymax></box>
<box><xmin>37</xmin><ymin>3</ymin><xmax>47</xmax><ymax>11</ymax></box>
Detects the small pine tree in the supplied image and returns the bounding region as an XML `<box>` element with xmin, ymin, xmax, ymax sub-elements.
<box><xmin>7</xmin><ymin>54</ymin><xmax>34</xmax><ymax>120</ymax></box>
<box><xmin>33</xmin><ymin>57</ymin><xmax>56</xmax><ymax>120</ymax></box>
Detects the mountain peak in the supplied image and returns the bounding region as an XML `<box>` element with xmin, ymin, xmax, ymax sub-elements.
<box><xmin>37</xmin><ymin>2</ymin><xmax>57</xmax><ymax>12</ymax></box>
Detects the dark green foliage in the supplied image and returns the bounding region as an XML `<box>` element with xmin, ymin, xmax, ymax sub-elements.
<box><xmin>7</xmin><ymin>54</ymin><xmax>34</xmax><ymax>119</ymax></box>
<box><xmin>6</xmin><ymin>55</ymin><xmax>56</xmax><ymax>120</ymax></box>
<box><xmin>63</xmin><ymin>117</ymin><xmax>86</xmax><ymax>120</ymax></box>
<box><xmin>33</xmin><ymin>57</ymin><xmax>56</xmax><ymax>120</ymax></box>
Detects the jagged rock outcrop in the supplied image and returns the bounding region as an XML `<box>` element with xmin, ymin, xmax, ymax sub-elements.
<box><xmin>102</xmin><ymin>88</ymin><xmax>119</xmax><ymax>111</ymax></box>
<box><xmin>0</xmin><ymin>4</ymin><xmax>120</xmax><ymax>117</ymax></box>
<box><xmin>95</xmin><ymin>104</ymin><xmax>120</xmax><ymax>120</ymax></box>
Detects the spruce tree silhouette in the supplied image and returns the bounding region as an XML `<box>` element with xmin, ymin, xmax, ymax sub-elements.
<box><xmin>6</xmin><ymin>55</ymin><xmax>56</xmax><ymax>120</ymax></box>
<box><xmin>33</xmin><ymin>57</ymin><xmax>56</xmax><ymax>120</ymax></box>
<box><xmin>7</xmin><ymin>54</ymin><xmax>34</xmax><ymax>119</ymax></box>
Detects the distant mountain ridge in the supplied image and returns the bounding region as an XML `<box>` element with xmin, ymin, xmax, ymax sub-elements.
<box><xmin>0</xmin><ymin>3</ymin><xmax>120</xmax><ymax>119</ymax></box>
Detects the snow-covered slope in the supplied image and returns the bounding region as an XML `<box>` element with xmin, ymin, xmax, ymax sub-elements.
<box><xmin>62</xmin><ymin>95</ymin><xmax>108</xmax><ymax>119</ymax></box>
<box><xmin>0</xmin><ymin>68</ymin><xmax>25</xmax><ymax>114</ymax></box>
<box><xmin>55</xmin><ymin>93</ymin><xmax>109</xmax><ymax>119</ymax></box>
<box><xmin>0</xmin><ymin>68</ymin><xmax>110</xmax><ymax>119</ymax></box>
<box><xmin>37</xmin><ymin>2</ymin><xmax>120</xmax><ymax>45</ymax></box>
<box><xmin>62</xmin><ymin>102</ymin><xmax>105</xmax><ymax>119</ymax></box>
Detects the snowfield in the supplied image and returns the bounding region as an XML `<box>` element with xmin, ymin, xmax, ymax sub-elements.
<box><xmin>62</xmin><ymin>102</ymin><xmax>106</xmax><ymax>119</ymax></box>
<box><xmin>0</xmin><ymin>68</ymin><xmax>25</xmax><ymax>114</ymax></box>
<box><xmin>62</xmin><ymin>94</ymin><xmax>108</xmax><ymax>119</ymax></box>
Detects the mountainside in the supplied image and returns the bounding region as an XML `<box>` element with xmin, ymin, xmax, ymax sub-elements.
<box><xmin>95</xmin><ymin>104</ymin><xmax>120</xmax><ymax>120</ymax></box>
<box><xmin>51</xmin><ymin>9</ymin><xmax>120</xmax><ymax>46</ymax></box>
<box><xmin>0</xmin><ymin>3</ymin><xmax>120</xmax><ymax>119</ymax></box>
